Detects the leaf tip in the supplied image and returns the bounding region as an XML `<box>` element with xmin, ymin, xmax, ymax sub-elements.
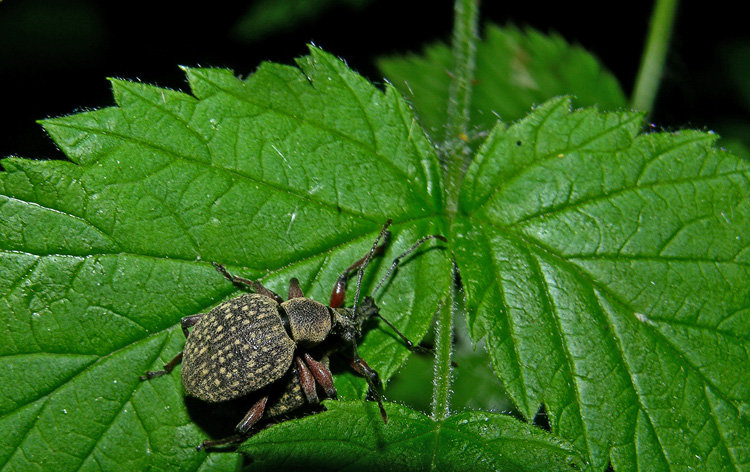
<box><xmin>106</xmin><ymin>76</ymin><xmax>135</xmax><ymax>91</ymax></box>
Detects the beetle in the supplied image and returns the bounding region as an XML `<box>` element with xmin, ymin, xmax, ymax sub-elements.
<box><xmin>140</xmin><ymin>219</ymin><xmax>445</xmax><ymax>449</ymax></box>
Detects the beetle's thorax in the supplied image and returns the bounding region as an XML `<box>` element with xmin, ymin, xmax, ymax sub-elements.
<box><xmin>279</xmin><ymin>298</ymin><xmax>331</xmax><ymax>347</ymax></box>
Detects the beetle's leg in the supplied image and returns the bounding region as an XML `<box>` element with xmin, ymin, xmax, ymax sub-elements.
<box><xmin>370</xmin><ymin>233</ymin><xmax>447</xmax><ymax>297</ymax></box>
<box><xmin>295</xmin><ymin>356</ymin><xmax>319</xmax><ymax>403</ymax></box>
<box><xmin>140</xmin><ymin>352</ymin><xmax>183</xmax><ymax>380</ymax></box>
<box><xmin>180</xmin><ymin>313</ymin><xmax>204</xmax><ymax>338</ymax></box>
<box><xmin>139</xmin><ymin>312</ymin><xmax>205</xmax><ymax>380</ymax></box>
<box><xmin>212</xmin><ymin>262</ymin><xmax>284</xmax><ymax>303</ymax></box>
<box><xmin>367</xmin><ymin>232</ymin><xmax>447</xmax><ymax>353</ymax></box>
<box><xmin>235</xmin><ymin>395</ymin><xmax>269</xmax><ymax>434</ymax></box>
<box><xmin>212</xmin><ymin>262</ymin><xmax>254</xmax><ymax>287</ymax></box>
<box><xmin>303</xmin><ymin>352</ymin><xmax>337</xmax><ymax>398</ymax></box>
<box><xmin>329</xmin><ymin>221</ymin><xmax>392</xmax><ymax>308</ymax></box>
<box><xmin>350</xmin><ymin>345</ymin><xmax>388</xmax><ymax>424</ymax></box>
<box><xmin>288</xmin><ymin>277</ymin><xmax>304</xmax><ymax>299</ymax></box>
<box><xmin>196</xmin><ymin>434</ymin><xmax>245</xmax><ymax>451</ymax></box>
<box><xmin>349</xmin><ymin>356</ymin><xmax>381</xmax><ymax>386</ymax></box>
<box><xmin>197</xmin><ymin>393</ymin><xmax>270</xmax><ymax>451</ymax></box>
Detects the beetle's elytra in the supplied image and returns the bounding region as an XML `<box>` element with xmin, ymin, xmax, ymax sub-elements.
<box><xmin>141</xmin><ymin>219</ymin><xmax>445</xmax><ymax>449</ymax></box>
<box><xmin>181</xmin><ymin>293</ymin><xmax>295</xmax><ymax>403</ymax></box>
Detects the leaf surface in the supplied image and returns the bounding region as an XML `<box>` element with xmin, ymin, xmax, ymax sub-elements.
<box><xmin>0</xmin><ymin>47</ymin><xmax>451</xmax><ymax>471</ymax></box>
<box><xmin>454</xmin><ymin>97</ymin><xmax>750</xmax><ymax>471</ymax></box>
<box><xmin>240</xmin><ymin>401</ymin><xmax>586</xmax><ymax>471</ymax></box>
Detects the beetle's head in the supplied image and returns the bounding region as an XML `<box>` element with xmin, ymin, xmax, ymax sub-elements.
<box><xmin>330</xmin><ymin>296</ymin><xmax>379</xmax><ymax>342</ymax></box>
<box><xmin>352</xmin><ymin>296</ymin><xmax>379</xmax><ymax>325</ymax></box>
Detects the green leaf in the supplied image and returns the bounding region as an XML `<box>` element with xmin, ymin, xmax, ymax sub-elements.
<box><xmin>378</xmin><ymin>24</ymin><xmax>627</xmax><ymax>142</ymax></box>
<box><xmin>0</xmin><ymin>46</ymin><xmax>451</xmax><ymax>471</ymax></box>
<box><xmin>239</xmin><ymin>401</ymin><xmax>586</xmax><ymax>471</ymax></box>
<box><xmin>454</xmin><ymin>97</ymin><xmax>750</xmax><ymax>471</ymax></box>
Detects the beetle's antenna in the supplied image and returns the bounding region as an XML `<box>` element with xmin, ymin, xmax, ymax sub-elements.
<box><xmin>350</xmin><ymin>219</ymin><xmax>393</xmax><ymax>325</ymax></box>
<box><xmin>369</xmin><ymin>233</ymin><xmax>447</xmax><ymax>353</ymax></box>
<box><xmin>370</xmin><ymin>234</ymin><xmax>447</xmax><ymax>297</ymax></box>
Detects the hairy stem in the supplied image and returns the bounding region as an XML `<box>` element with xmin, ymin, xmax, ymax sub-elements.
<box><xmin>630</xmin><ymin>0</ymin><xmax>680</xmax><ymax>116</ymax></box>
<box><xmin>431</xmin><ymin>0</ymin><xmax>478</xmax><ymax>422</ymax></box>
<box><xmin>443</xmin><ymin>0</ymin><xmax>479</xmax><ymax>214</ymax></box>
<box><xmin>431</xmin><ymin>264</ymin><xmax>458</xmax><ymax>421</ymax></box>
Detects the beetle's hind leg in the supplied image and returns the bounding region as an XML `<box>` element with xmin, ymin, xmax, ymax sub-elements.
<box><xmin>212</xmin><ymin>262</ymin><xmax>284</xmax><ymax>303</ymax></box>
<box><xmin>195</xmin><ymin>395</ymin><xmax>270</xmax><ymax>451</ymax></box>
<box><xmin>140</xmin><ymin>352</ymin><xmax>183</xmax><ymax>380</ymax></box>
<box><xmin>236</xmin><ymin>395</ymin><xmax>269</xmax><ymax>434</ymax></box>
<box><xmin>140</xmin><ymin>313</ymin><xmax>204</xmax><ymax>380</ymax></box>
<box><xmin>196</xmin><ymin>433</ymin><xmax>246</xmax><ymax>451</ymax></box>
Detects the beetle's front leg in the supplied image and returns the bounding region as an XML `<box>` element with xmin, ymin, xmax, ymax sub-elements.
<box><xmin>295</xmin><ymin>356</ymin><xmax>319</xmax><ymax>403</ymax></box>
<box><xmin>349</xmin><ymin>345</ymin><xmax>388</xmax><ymax>424</ymax></box>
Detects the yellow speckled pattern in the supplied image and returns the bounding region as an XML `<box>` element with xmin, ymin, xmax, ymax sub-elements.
<box><xmin>181</xmin><ymin>293</ymin><xmax>295</xmax><ymax>402</ymax></box>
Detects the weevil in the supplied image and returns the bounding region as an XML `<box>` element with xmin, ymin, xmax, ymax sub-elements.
<box><xmin>141</xmin><ymin>219</ymin><xmax>445</xmax><ymax>449</ymax></box>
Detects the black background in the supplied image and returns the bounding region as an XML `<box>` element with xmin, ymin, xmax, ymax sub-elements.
<box><xmin>2</xmin><ymin>0</ymin><xmax>748</xmax><ymax>161</ymax></box>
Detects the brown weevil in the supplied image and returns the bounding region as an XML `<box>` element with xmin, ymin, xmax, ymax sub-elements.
<box><xmin>141</xmin><ymin>219</ymin><xmax>445</xmax><ymax>449</ymax></box>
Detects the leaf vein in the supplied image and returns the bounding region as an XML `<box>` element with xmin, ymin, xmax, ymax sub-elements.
<box><xmin>117</xmin><ymin>82</ymin><xmax>208</xmax><ymax>153</ymax></box>
<box><xmin>0</xmin><ymin>398</ymin><xmax>50</xmax><ymax>468</ymax></box>
<box><xmin>1</xmin><ymin>195</ymin><xmax>123</xmax><ymax>253</ymax></box>
<box><xmin>508</xmin><ymin>160</ymin><xmax>749</xmax><ymax>232</ymax></box>
<box><xmin>195</xmin><ymin>70</ymin><xmax>432</xmax><ymax>210</ymax></box>
<box><xmin>524</xmin><ymin>248</ymin><xmax>594</xmax><ymax>462</ymax></box>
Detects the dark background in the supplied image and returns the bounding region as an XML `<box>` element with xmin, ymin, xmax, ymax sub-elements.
<box><xmin>2</xmin><ymin>0</ymin><xmax>749</xmax><ymax>161</ymax></box>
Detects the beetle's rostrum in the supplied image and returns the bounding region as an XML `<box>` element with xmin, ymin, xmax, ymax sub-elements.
<box><xmin>140</xmin><ymin>219</ymin><xmax>445</xmax><ymax>450</ymax></box>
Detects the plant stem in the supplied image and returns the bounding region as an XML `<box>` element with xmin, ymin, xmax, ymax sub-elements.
<box><xmin>444</xmin><ymin>0</ymin><xmax>479</xmax><ymax>214</ymax></box>
<box><xmin>431</xmin><ymin>0</ymin><xmax>477</xmax><ymax>422</ymax></box>
<box><xmin>431</xmin><ymin>264</ymin><xmax>458</xmax><ymax>421</ymax></box>
<box><xmin>630</xmin><ymin>0</ymin><xmax>680</xmax><ymax>116</ymax></box>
